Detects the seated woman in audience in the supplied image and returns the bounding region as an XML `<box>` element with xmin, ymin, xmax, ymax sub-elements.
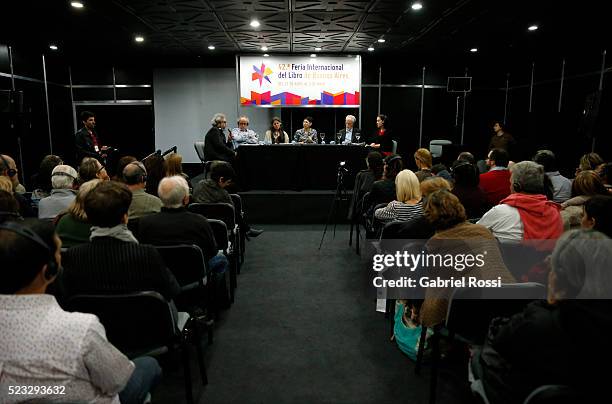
<box><xmin>375</xmin><ymin>169</ymin><xmax>423</xmax><ymax>223</ymax></box>
<box><xmin>420</xmin><ymin>190</ymin><xmax>514</xmax><ymax>327</ymax></box>
<box><xmin>0</xmin><ymin>219</ymin><xmax>162</xmax><ymax>404</ymax></box>
<box><xmin>0</xmin><ymin>190</ymin><xmax>21</xmax><ymax>223</ymax></box>
<box><xmin>348</xmin><ymin>151</ymin><xmax>383</xmax><ymax>221</ymax></box>
<box><xmin>78</xmin><ymin>157</ymin><xmax>110</xmax><ymax>183</ymax></box>
<box><xmin>560</xmin><ymin>170</ymin><xmax>608</xmax><ymax>230</ymax></box>
<box><xmin>413</xmin><ymin>148</ymin><xmax>434</xmax><ymax>182</ymax></box>
<box><xmin>431</xmin><ymin>163</ymin><xmax>452</xmax><ymax>181</ymax></box>
<box><xmin>581</xmin><ymin>194</ymin><xmax>612</xmax><ymax>237</ymax></box>
<box><xmin>474</xmin><ymin>229</ymin><xmax>612</xmax><ymax>404</ymax></box>
<box><xmin>164</xmin><ymin>153</ymin><xmax>191</xmax><ymax>189</ymax></box>
<box><xmin>598</xmin><ymin>162</ymin><xmax>612</xmax><ymax>193</ymax></box>
<box><xmin>264</xmin><ymin>117</ymin><xmax>289</xmax><ymax>144</ymax></box>
<box><xmin>56</xmin><ymin>179</ymin><xmax>102</xmax><ymax>248</ymax></box>
<box><xmin>293</xmin><ymin>116</ymin><xmax>318</xmax><ymax>143</ymax></box>
<box><xmin>368</xmin><ymin>114</ymin><xmax>393</xmax><ymax>155</ymax></box>
<box><xmin>575</xmin><ymin>152</ymin><xmax>604</xmax><ymax>177</ymax></box>
<box><xmin>31</xmin><ymin>154</ymin><xmax>63</xmax><ymax>205</ymax></box>
<box><xmin>143</xmin><ymin>154</ymin><xmax>165</xmax><ymax>197</ymax></box>
<box><xmin>450</xmin><ymin>159</ymin><xmax>490</xmax><ymax>219</ymax></box>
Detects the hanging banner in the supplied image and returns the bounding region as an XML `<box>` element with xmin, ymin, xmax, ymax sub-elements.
<box><xmin>239</xmin><ymin>55</ymin><xmax>361</xmax><ymax>107</ymax></box>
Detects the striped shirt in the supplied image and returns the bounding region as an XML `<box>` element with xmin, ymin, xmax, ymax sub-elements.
<box><xmin>375</xmin><ymin>200</ymin><xmax>424</xmax><ymax>222</ymax></box>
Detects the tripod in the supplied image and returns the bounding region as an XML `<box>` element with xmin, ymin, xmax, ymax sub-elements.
<box><xmin>318</xmin><ymin>164</ymin><xmax>349</xmax><ymax>249</ymax></box>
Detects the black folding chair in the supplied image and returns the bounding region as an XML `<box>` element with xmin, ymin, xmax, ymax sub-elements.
<box><xmin>66</xmin><ymin>291</ymin><xmax>207</xmax><ymax>404</ymax></box>
<box><xmin>207</xmin><ymin>218</ymin><xmax>236</xmax><ymax>304</ymax></box>
<box><xmin>229</xmin><ymin>193</ymin><xmax>246</xmax><ymax>266</ymax></box>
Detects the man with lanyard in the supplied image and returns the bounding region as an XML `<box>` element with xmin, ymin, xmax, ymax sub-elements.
<box><xmin>75</xmin><ymin>111</ymin><xmax>111</xmax><ymax>165</ymax></box>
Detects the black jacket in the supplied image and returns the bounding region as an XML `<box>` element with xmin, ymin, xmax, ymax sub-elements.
<box><xmin>60</xmin><ymin>236</ymin><xmax>181</xmax><ymax>301</ymax></box>
<box><xmin>204</xmin><ymin>127</ymin><xmax>234</xmax><ymax>162</ymax></box>
<box><xmin>74</xmin><ymin>126</ymin><xmax>102</xmax><ymax>163</ymax></box>
<box><xmin>137</xmin><ymin>207</ymin><xmax>217</xmax><ymax>262</ymax></box>
<box><xmin>338</xmin><ymin>127</ymin><xmax>362</xmax><ymax>143</ymax></box>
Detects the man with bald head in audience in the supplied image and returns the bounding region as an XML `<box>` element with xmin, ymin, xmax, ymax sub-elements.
<box><xmin>122</xmin><ymin>161</ymin><xmax>162</xmax><ymax>220</ymax></box>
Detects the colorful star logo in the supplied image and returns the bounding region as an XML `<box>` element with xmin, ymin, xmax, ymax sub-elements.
<box><xmin>252</xmin><ymin>63</ymin><xmax>273</xmax><ymax>86</ymax></box>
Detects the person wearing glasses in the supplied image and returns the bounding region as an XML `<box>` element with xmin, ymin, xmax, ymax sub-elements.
<box><xmin>230</xmin><ymin>116</ymin><xmax>259</xmax><ymax>148</ymax></box>
<box><xmin>204</xmin><ymin>113</ymin><xmax>236</xmax><ymax>163</ymax></box>
<box><xmin>293</xmin><ymin>116</ymin><xmax>318</xmax><ymax>144</ymax></box>
<box><xmin>78</xmin><ymin>157</ymin><xmax>110</xmax><ymax>184</ymax></box>
<box><xmin>338</xmin><ymin>115</ymin><xmax>362</xmax><ymax>144</ymax></box>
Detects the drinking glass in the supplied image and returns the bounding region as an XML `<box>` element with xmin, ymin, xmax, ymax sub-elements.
<box><xmin>320</xmin><ymin>132</ymin><xmax>326</xmax><ymax>143</ymax></box>
<box><xmin>355</xmin><ymin>133</ymin><xmax>361</xmax><ymax>143</ymax></box>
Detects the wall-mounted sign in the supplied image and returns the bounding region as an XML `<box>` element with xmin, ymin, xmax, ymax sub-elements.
<box><xmin>239</xmin><ymin>55</ymin><xmax>361</xmax><ymax>107</ymax></box>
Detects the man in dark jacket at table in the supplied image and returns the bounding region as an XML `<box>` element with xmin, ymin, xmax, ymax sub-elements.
<box><xmin>204</xmin><ymin>113</ymin><xmax>236</xmax><ymax>164</ymax></box>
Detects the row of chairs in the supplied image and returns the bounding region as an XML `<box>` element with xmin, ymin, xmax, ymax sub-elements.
<box><xmin>65</xmin><ymin>196</ymin><xmax>248</xmax><ymax>403</ymax></box>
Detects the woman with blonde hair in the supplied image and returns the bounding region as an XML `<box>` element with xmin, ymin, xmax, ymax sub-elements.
<box><xmin>55</xmin><ymin>179</ymin><xmax>102</xmax><ymax>248</ymax></box>
<box><xmin>163</xmin><ymin>153</ymin><xmax>191</xmax><ymax>188</ymax></box>
<box><xmin>375</xmin><ymin>169</ymin><xmax>423</xmax><ymax>222</ymax></box>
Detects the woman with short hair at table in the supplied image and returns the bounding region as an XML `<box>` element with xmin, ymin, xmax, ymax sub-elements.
<box><xmin>264</xmin><ymin>117</ymin><xmax>289</xmax><ymax>144</ymax></box>
<box><xmin>293</xmin><ymin>116</ymin><xmax>318</xmax><ymax>143</ymax></box>
<box><xmin>368</xmin><ymin>114</ymin><xmax>394</xmax><ymax>156</ymax></box>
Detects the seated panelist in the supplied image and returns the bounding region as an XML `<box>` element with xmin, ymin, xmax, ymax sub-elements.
<box><xmin>264</xmin><ymin>117</ymin><xmax>290</xmax><ymax>144</ymax></box>
<box><xmin>338</xmin><ymin>114</ymin><xmax>361</xmax><ymax>144</ymax></box>
<box><xmin>230</xmin><ymin>116</ymin><xmax>259</xmax><ymax>148</ymax></box>
<box><xmin>293</xmin><ymin>116</ymin><xmax>318</xmax><ymax>144</ymax></box>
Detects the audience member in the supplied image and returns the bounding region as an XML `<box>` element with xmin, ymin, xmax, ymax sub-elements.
<box><xmin>78</xmin><ymin>157</ymin><xmax>110</xmax><ymax>183</ymax></box>
<box><xmin>420</xmin><ymin>190</ymin><xmax>515</xmax><ymax>327</ymax></box>
<box><xmin>0</xmin><ymin>174</ymin><xmax>34</xmax><ymax>218</ymax></box>
<box><xmin>479</xmin><ymin>148</ymin><xmax>511</xmax><ymax>205</ymax></box>
<box><xmin>488</xmin><ymin>120</ymin><xmax>515</xmax><ymax>155</ymax></box>
<box><xmin>0</xmin><ymin>219</ymin><xmax>161</xmax><ymax>404</ymax></box>
<box><xmin>38</xmin><ymin>165</ymin><xmax>78</xmax><ymax>220</ymax></box>
<box><xmin>138</xmin><ymin>176</ymin><xmax>229</xmax><ymax>306</ymax></box>
<box><xmin>475</xmin><ymin>229</ymin><xmax>612</xmax><ymax>404</ymax></box>
<box><xmin>1</xmin><ymin>154</ymin><xmax>26</xmax><ymax>193</ymax></box>
<box><xmin>193</xmin><ymin>161</ymin><xmax>263</xmax><ymax>238</ymax></box>
<box><xmin>560</xmin><ymin>170</ymin><xmax>608</xmax><ymax>230</ymax></box>
<box><xmin>478</xmin><ymin>161</ymin><xmax>563</xmax><ymax>242</ymax></box>
<box><xmin>0</xmin><ymin>176</ymin><xmax>13</xmax><ymax>193</ymax></box>
<box><xmin>598</xmin><ymin>162</ymin><xmax>612</xmax><ymax>192</ymax></box>
<box><xmin>294</xmin><ymin>116</ymin><xmax>318</xmax><ymax>143</ymax></box>
<box><xmin>581</xmin><ymin>195</ymin><xmax>612</xmax><ymax>237</ymax></box>
<box><xmin>457</xmin><ymin>151</ymin><xmax>476</xmax><ymax>164</ymax></box>
<box><xmin>375</xmin><ymin>169</ymin><xmax>423</xmax><ymax>223</ymax></box>
<box><xmin>61</xmin><ymin>181</ymin><xmax>180</xmax><ymax>300</ymax></box>
<box><xmin>204</xmin><ymin>112</ymin><xmax>235</xmax><ymax>163</ymax></box>
<box><xmin>431</xmin><ymin>164</ymin><xmax>452</xmax><ymax>181</ymax></box>
<box><xmin>348</xmin><ymin>151</ymin><xmax>383</xmax><ymax>221</ymax></box>
<box><xmin>365</xmin><ymin>154</ymin><xmax>404</xmax><ymax>214</ymax></box>
<box><xmin>113</xmin><ymin>155</ymin><xmax>137</xmax><ymax>181</ymax></box>
<box><xmin>368</xmin><ymin>114</ymin><xmax>393</xmax><ymax>155</ymax></box>
<box><xmin>0</xmin><ymin>190</ymin><xmax>21</xmax><ymax>223</ymax></box>
<box><xmin>143</xmin><ymin>154</ymin><xmax>165</xmax><ymax>197</ymax></box>
<box><xmin>338</xmin><ymin>115</ymin><xmax>361</xmax><ymax>144</ymax></box>
<box><xmin>230</xmin><ymin>116</ymin><xmax>259</xmax><ymax>148</ymax></box>
<box><xmin>264</xmin><ymin>117</ymin><xmax>289</xmax><ymax>144</ymax></box>
<box><xmin>575</xmin><ymin>152</ymin><xmax>604</xmax><ymax>177</ymax></box>
<box><xmin>55</xmin><ymin>179</ymin><xmax>102</xmax><ymax>248</ymax></box>
<box><xmin>451</xmin><ymin>160</ymin><xmax>491</xmax><ymax>219</ymax></box>
<box><xmin>163</xmin><ymin>153</ymin><xmax>191</xmax><ymax>189</ymax></box>
<box><xmin>532</xmin><ymin>149</ymin><xmax>572</xmax><ymax>203</ymax></box>
<box><xmin>123</xmin><ymin>161</ymin><xmax>162</xmax><ymax>220</ymax></box>
<box><xmin>31</xmin><ymin>155</ymin><xmax>63</xmax><ymax>204</ymax></box>
<box><xmin>413</xmin><ymin>148</ymin><xmax>434</xmax><ymax>182</ymax></box>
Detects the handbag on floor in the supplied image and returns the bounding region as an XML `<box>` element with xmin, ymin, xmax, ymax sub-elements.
<box><xmin>393</xmin><ymin>301</ymin><xmax>430</xmax><ymax>360</ymax></box>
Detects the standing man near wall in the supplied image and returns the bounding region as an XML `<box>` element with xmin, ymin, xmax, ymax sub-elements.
<box><xmin>74</xmin><ymin>111</ymin><xmax>112</xmax><ymax>165</ymax></box>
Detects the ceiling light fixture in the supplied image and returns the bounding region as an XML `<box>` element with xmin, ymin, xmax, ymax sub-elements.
<box><xmin>49</xmin><ymin>45</ymin><xmax>59</xmax><ymax>51</ymax></box>
<box><xmin>315</xmin><ymin>47</ymin><xmax>322</xmax><ymax>51</ymax></box>
<box><xmin>411</xmin><ymin>2</ymin><xmax>423</xmax><ymax>11</ymax></box>
<box><xmin>208</xmin><ymin>45</ymin><xmax>215</xmax><ymax>50</ymax></box>
<box><xmin>310</xmin><ymin>53</ymin><xmax>317</xmax><ymax>58</ymax></box>
<box><xmin>377</xmin><ymin>38</ymin><xmax>386</xmax><ymax>43</ymax></box>
<box><xmin>528</xmin><ymin>25</ymin><xmax>539</xmax><ymax>31</ymax></box>
<box><xmin>263</xmin><ymin>53</ymin><xmax>269</xmax><ymax>57</ymax></box>
<box><xmin>250</xmin><ymin>20</ymin><xmax>261</xmax><ymax>28</ymax></box>
<box><xmin>470</xmin><ymin>48</ymin><xmax>478</xmax><ymax>53</ymax></box>
<box><xmin>261</xmin><ymin>46</ymin><xmax>268</xmax><ymax>51</ymax></box>
<box><xmin>70</xmin><ymin>1</ymin><xmax>84</xmax><ymax>8</ymax></box>
<box><xmin>367</xmin><ymin>46</ymin><xmax>375</xmax><ymax>51</ymax></box>
<box><xmin>134</xmin><ymin>36</ymin><xmax>144</xmax><ymax>43</ymax></box>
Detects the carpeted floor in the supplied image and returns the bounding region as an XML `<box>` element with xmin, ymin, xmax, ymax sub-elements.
<box><xmin>154</xmin><ymin>225</ymin><xmax>472</xmax><ymax>404</ymax></box>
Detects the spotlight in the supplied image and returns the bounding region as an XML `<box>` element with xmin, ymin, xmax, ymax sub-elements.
<box><xmin>470</xmin><ymin>48</ymin><xmax>478</xmax><ymax>53</ymax></box>
<box><xmin>134</xmin><ymin>36</ymin><xmax>145</xmax><ymax>43</ymax></box>
<box><xmin>261</xmin><ymin>46</ymin><xmax>268</xmax><ymax>51</ymax></box>
<box><xmin>310</xmin><ymin>54</ymin><xmax>317</xmax><ymax>58</ymax></box>
<box><xmin>208</xmin><ymin>45</ymin><xmax>215</xmax><ymax>50</ymax></box>
<box><xmin>250</xmin><ymin>20</ymin><xmax>260</xmax><ymax>28</ymax></box>
<box><xmin>263</xmin><ymin>53</ymin><xmax>269</xmax><ymax>57</ymax></box>
<box><xmin>528</xmin><ymin>25</ymin><xmax>539</xmax><ymax>31</ymax></box>
<box><xmin>367</xmin><ymin>46</ymin><xmax>374</xmax><ymax>51</ymax></box>
<box><xmin>71</xmin><ymin>1</ymin><xmax>84</xmax><ymax>9</ymax></box>
<box><xmin>315</xmin><ymin>47</ymin><xmax>322</xmax><ymax>51</ymax></box>
<box><xmin>49</xmin><ymin>44</ymin><xmax>59</xmax><ymax>51</ymax></box>
<box><xmin>411</xmin><ymin>2</ymin><xmax>423</xmax><ymax>11</ymax></box>
<box><xmin>377</xmin><ymin>38</ymin><xmax>386</xmax><ymax>43</ymax></box>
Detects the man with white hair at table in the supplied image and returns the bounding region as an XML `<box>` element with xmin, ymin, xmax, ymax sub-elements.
<box><xmin>230</xmin><ymin>116</ymin><xmax>259</xmax><ymax>148</ymax></box>
<box><xmin>338</xmin><ymin>115</ymin><xmax>362</xmax><ymax>144</ymax></box>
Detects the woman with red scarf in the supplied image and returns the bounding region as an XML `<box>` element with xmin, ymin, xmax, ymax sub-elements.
<box><xmin>368</xmin><ymin>114</ymin><xmax>394</xmax><ymax>156</ymax></box>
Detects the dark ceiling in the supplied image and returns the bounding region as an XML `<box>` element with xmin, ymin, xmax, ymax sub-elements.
<box><xmin>2</xmin><ymin>0</ymin><xmax>611</xmax><ymax>62</ymax></box>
